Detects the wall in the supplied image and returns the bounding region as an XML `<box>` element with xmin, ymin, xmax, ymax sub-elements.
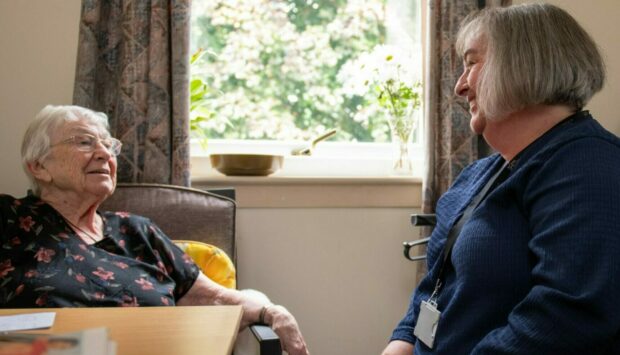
<box><xmin>237</xmin><ymin>207</ymin><xmax>418</xmax><ymax>354</ymax></box>
<box><xmin>0</xmin><ymin>0</ymin><xmax>81</xmax><ymax>196</ymax></box>
<box><xmin>1</xmin><ymin>1</ymin><xmax>619</xmax><ymax>354</ymax></box>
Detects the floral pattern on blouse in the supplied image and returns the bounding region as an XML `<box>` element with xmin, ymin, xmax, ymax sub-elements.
<box><xmin>0</xmin><ymin>194</ymin><xmax>199</xmax><ymax>308</ymax></box>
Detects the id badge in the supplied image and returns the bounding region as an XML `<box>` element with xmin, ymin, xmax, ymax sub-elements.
<box><xmin>413</xmin><ymin>300</ymin><xmax>441</xmax><ymax>349</ymax></box>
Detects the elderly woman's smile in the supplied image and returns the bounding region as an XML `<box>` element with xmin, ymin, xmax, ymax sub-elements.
<box><xmin>87</xmin><ymin>168</ymin><xmax>111</xmax><ymax>175</ymax></box>
<box><xmin>39</xmin><ymin>120</ymin><xmax>118</xmax><ymax>202</ymax></box>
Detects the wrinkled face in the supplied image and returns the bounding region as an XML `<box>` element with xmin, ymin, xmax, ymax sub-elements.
<box><xmin>38</xmin><ymin>119</ymin><xmax>118</xmax><ymax>200</ymax></box>
<box><xmin>454</xmin><ymin>35</ymin><xmax>487</xmax><ymax>135</ymax></box>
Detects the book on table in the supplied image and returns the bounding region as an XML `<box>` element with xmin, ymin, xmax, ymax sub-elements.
<box><xmin>0</xmin><ymin>327</ymin><xmax>116</xmax><ymax>355</ymax></box>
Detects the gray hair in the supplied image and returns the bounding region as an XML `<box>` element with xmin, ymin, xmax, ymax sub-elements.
<box><xmin>21</xmin><ymin>105</ymin><xmax>111</xmax><ymax>196</ymax></box>
<box><xmin>456</xmin><ymin>3</ymin><xmax>605</xmax><ymax>119</ymax></box>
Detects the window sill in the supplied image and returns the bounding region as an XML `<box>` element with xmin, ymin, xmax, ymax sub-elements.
<box><xmin>190</xmin><ymin>140</ymin><xmax>424</xmax><ymax>208</ymax></box>
<box><xmin>191</xmin><ymin>174</ymin><xmax>422</xmax><ymax>208</ymax></box>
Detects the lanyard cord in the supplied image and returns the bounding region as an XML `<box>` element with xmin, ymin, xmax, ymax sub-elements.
<box><xmin>427</xmin><ymin>111</ymin><xmax>585</xmax><ymax>302</ymax></box>
<box><xmin>429</xmin><ymin>158</ymin><xmax>514</xmax><ymax>301</ymax></box>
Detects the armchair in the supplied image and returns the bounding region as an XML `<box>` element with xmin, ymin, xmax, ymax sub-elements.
<box><xmin>100</xmin><ymin>183</ymin><xmax>281</xmax><ymax>355</ymax></box>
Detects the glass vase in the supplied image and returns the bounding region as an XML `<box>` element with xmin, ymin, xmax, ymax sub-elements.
<box><xmin>386</xmin><ymin>110</ymin><xmax>417</xmax><ymax>175</ymax></box>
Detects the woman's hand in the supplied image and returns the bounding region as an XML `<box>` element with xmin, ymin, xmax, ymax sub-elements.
<box><xmin>178</xmin><ymin>276</ymin><xmax>309</xmax><ymax>354</ymax></box>
<box><xmin>263</xmin><ymin>304</ymin><xmax>309</xmax><ymax>355</ymax></box>
<box><xmin>381</xmin><ymin>340</ymin><xmax>414</xmax><ymax>355</ymax></box>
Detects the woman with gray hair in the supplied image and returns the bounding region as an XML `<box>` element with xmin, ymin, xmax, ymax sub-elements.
<box><xmin>383</xmin><ymin>3</ymin><xmax>620</xmax><ymax>354</ymax></box>
<box><xmin>1</xmin><ymin>105</ymin><xmax>308</xmax><ymax>355</ymax></box>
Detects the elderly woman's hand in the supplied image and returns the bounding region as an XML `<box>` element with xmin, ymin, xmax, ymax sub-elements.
<box><xmin>179</xmin><ymin>279</ymin><xmax>309</xmax><ymax>353</ymax></box>
<box><xmin>264</xmin><ymin>304</ymin><xmax>309</xmax><ymax>355</ymax></box>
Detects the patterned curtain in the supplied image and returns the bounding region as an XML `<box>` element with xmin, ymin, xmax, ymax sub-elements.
<box><xmin>416</xmin><ymin>0</ymin><xmax>510</xmax><ymax>281</ymax></box>
<box><xmin>73</xmin><ymin>0</ymin><xmax>191</xmax><ymax>186</ymax></box>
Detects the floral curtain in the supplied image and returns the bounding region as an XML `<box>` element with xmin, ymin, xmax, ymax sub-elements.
<box><xmin>73</xmin><ymin>0</ymin><xmax>191</xmax><ymax>186</ymax></box>
<box><xmin>417</xmin><ymin>0</ymin><xmax>511</xmax><ymax>281</ymax></box>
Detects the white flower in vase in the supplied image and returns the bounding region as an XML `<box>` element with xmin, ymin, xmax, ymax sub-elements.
<box><xmin>339</xmin><ymin>44</ymin><xmax>423</xmax><ymax>173</ymax></box>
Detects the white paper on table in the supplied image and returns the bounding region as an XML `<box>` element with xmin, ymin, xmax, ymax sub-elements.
<box><xmin>0</xmin><ymin>312</ymin><xmax>56</xmax><ymax>332</ymax></box>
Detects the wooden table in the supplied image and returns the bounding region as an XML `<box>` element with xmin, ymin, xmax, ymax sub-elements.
<box><xmin>0</xmin><ymin>306</ymin><xmax>242</xmax><ymax>355</ymax></box>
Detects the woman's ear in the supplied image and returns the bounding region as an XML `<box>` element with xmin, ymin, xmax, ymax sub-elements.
<box><xmin>27</xmin><ymin>160</ymin><xmax>52</xmax><ymax>183</ymax></box>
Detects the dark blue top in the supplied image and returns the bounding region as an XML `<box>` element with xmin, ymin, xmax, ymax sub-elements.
<box><xmin>391</xmin><ymin>111</ymin><xmax>620</xmax><ymax>354</ymax></box>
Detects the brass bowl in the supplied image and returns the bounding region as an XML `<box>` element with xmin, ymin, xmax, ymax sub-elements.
<box><xmin>210</xmin><ymin>154</ymin><xmax>284</xmax><ymax>176</ymax></box>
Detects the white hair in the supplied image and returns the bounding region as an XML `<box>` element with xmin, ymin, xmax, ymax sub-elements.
<box><xmin>21</xmin><ymin>105</ymin><xmax>111</xmax><ymax>196</ymax></box>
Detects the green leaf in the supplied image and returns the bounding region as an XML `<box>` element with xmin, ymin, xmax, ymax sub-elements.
<box><xmin>190</xmin><ymin>48</ymin><xmax>207</xmax><ymax>64</ymax></box>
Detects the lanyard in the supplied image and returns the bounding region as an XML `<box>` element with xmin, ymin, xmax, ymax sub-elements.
<box><xmin>427</xmin><ymin>111</ymin><xmax>586</xmax><ymax>301</ymax></box>
<box><xmin>429</xmin><ymin>158</ymin><xmax>513</xmax><ymax>301</ymax></box>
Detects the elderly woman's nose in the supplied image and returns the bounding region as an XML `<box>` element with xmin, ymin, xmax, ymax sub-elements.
<box><xmin>454</xmin><ymin>72</ymin><xmax>468</xmax><ymax>97</ymax></box>
<box><xmin>93</xmin><ymin>142</ymin><xmax>113</xmax><ymax>159</ymax></box>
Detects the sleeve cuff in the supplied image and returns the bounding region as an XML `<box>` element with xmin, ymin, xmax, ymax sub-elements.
<box><xmin>390</xmin><ymin>327</ymin><xmax>416</xmax><ymax>345</ymax></box>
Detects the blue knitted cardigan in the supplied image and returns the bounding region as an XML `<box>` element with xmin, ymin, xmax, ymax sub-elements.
<box><xmin>390</xmin><ymin>111</ymin><xmax>620</xmax><ymax>354</ymax></box>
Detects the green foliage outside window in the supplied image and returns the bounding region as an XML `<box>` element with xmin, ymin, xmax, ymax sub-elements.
<box><xmin>190</xmin><ymin>0</ymin><xmax>394</xmax><ymax>142</ymax></box>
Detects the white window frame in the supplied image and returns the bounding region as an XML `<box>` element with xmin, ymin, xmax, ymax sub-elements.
<box><xmin>190</xmin><ymin>0</ymin><xmax>425</xmax><ymax>180</ymax></box>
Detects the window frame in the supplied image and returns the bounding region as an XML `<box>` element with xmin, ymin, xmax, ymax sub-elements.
<box><xmin>189</xmin><ymin>0</ymin><xmax>426</xmax><ymax>180</ymax></box>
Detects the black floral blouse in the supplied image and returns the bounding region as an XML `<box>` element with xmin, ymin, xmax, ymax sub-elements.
<box><xmin>0</xmin><ymin>194</ymin><xmax>199</xmax><ymax>308</ymax></box>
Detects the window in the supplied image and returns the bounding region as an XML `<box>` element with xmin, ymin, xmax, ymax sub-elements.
<box><xmin>190</xmin><ymin>0</ymin><xmax>423</xmax><ymax>178</ymax></box>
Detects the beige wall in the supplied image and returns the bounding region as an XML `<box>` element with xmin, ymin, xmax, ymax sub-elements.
<box><xmin>1</xmin><ymin>1</ymin><xmax>619</xmax><ymax>354</ymax></box>
<box><xmin>237</xmin><ymin>207</ymin><xmax>419</xmax><ymax>354</ymax></box>
<box><xmin>0</xmin><ymin>0</ymin><xmax>81</xmax><ymax>196</ymax></box>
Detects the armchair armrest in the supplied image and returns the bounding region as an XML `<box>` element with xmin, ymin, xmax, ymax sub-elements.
<box><xmin>410</xmin><ymin>213</ymin><xmax>437</xmax><ymax>226</ymax></box>
<box><xmin>403</xmin><ymin>237</ymin><xmax>431</xmax><ymax>261</ymax></box>
<box><xmin>234</xmin><ymin>325</ymin><xmax>281</xmax><ymax>355</ymax></box>
<box><xmin>403</xmin><ymin>213</ymin><xmax>437</xmax><ymax>261</ymax></box>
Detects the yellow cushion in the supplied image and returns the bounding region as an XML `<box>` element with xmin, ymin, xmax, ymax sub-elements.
<box><xmin>174</xmin><ymin>240</ymin><xmax>236</xmax><ymax>289</ymax></box>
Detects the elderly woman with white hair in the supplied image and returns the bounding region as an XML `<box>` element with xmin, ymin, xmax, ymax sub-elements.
<box><xmin>383</xmin><ymin>3</ymin><xmax>620</xmax><ymax>355</ymax></box>
<box><xmin>0</xmin><ymin>105</ymin><xmax>308</xmax><ymax>355</ymax></box>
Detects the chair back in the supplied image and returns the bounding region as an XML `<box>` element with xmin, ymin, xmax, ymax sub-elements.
<box><xmin>100</xmin><ymin>183</ymin><xmax>236</xmax><ymax>263</ymax></box>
